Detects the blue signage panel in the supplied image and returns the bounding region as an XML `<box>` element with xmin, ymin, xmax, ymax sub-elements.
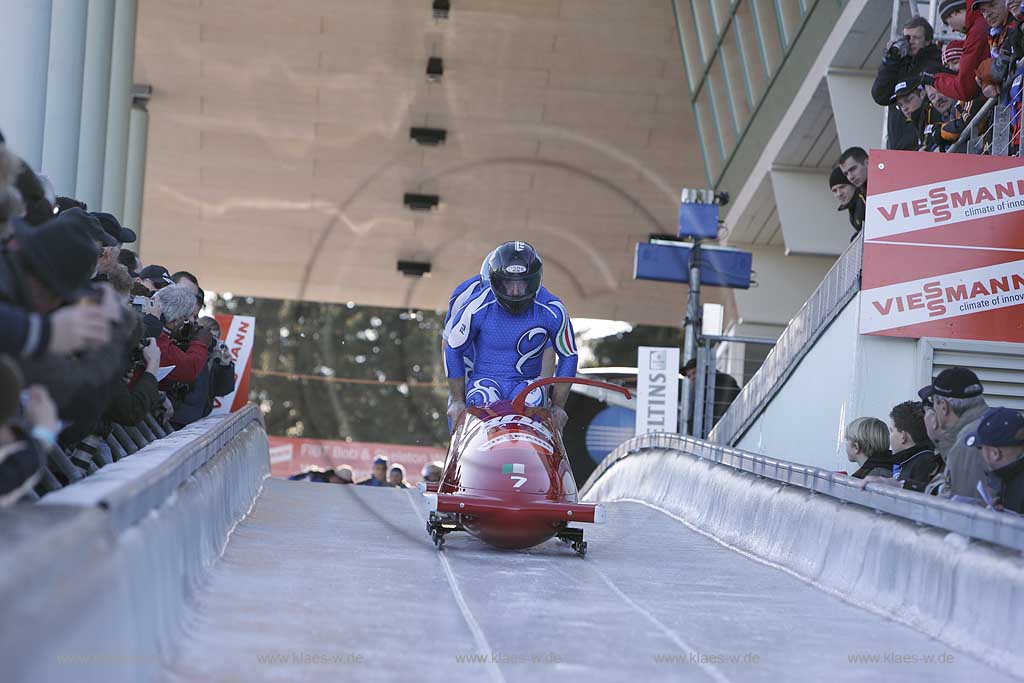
<box><xmin>634</xmin><ymin>242</ymin><xmax>752</xmax><ymax>289</ymax></box>
<box><xmin>678</xmin><ymin>202</ymin><xmax>720</xmax><ymax>239</ymax></box>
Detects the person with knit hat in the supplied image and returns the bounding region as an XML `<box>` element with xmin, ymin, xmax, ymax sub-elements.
<box><xmin>923</xmin><ymin>2</ymin><xmax>991</xmax><ymax>101</ymax></box>
<box><xmin>829</xmin><ymin>166</ymin><xmax>864</xmax><ymax>239</ymax></box>
<box><xmin>942</xmin><ymin>39</ymin><xmax>966</xmax><ymax>71</ymax></box>
<box><xmin>940</xmin><ymin>0</ymin><xmax>969</xmax><ymax>31</ymax></box>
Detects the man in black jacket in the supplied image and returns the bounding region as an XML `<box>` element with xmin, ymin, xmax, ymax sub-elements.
<box><xmin>888</xmin><ymin>401</ymin><xmax>943</xmax><ymax>492</ymax></box>
<box><xmin>872</xmin><ymin>16</ymin><xmax>944</xmax><ymax>150</ymax></box>
<box><xmin>967</xmin><ymin>407</ymin><xmax>1024</xmax><ymax>513</ymax></box>
<box><xmin>829</xmin><ymin>166</ymin><xmax>864</xmax><ymax>239</ymax></box>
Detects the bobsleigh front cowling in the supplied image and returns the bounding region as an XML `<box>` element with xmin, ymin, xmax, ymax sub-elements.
<box><xmin>425</xmin><ymin>379</ymin><xmax>631</xmax><ymax>556</ymax></box>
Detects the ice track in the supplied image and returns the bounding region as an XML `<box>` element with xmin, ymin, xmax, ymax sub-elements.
<box><xmin>163</xmin><ymin>479</ymin><xmax>1013</xmax><ymax>682</ymax></box>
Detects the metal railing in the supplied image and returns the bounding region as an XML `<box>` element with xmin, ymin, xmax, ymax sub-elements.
<box><xmin>31</xmin><ymin>411</ymin><xmax>174</xmax><ymax>499</ymax></box>
<box><xmin>691</xmin><ymin>334</ymin><xmax>776</xmax><ymax>439</ymax></box>
<box><xmin>583</xmin><ymin>430</ymin><xmax>1024</xmax><ymax>552</ymax></box>
<box><xmin>708</xmin><ymin>236</ymin><xmax>863</xmax><ymax>446</ymax></box>
<box><xmin>38</xmin><ymin>405</ymin><xmax>264</xmax><ymax>532</ymax></box>
<box><xmin>946</xmin><ymin>96</ymin><xmax>998</xmax><ymax>154</ymax></box>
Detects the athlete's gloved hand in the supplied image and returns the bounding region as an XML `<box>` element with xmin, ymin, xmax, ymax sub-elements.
<box><xmin>550</xmin><ymin>406</ymin><xmax>569</xmax><ymax>432</ymax></box>
<box><xmin>447</xmin><ymin>400</ymin><xmax>467</xmax><ymax>433</ymax></box>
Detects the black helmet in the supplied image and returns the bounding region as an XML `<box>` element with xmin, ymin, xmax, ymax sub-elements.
<box><xmin>486</xmin><ymin>241</ymin><xmax>542</xmax><ymax>313</ymax></box>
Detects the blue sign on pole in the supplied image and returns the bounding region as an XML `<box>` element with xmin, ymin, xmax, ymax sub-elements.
<box><xmin>678</xmin><ymin>201</ymin><xmax>719</xmax><ymax>239</ymax></box>
<box><xmin>634</xmin><ymin>242</ymin><xmax>752</xmax><ymax>289</ymax></box>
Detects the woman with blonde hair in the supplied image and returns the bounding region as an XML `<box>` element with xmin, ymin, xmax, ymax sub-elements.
<box><xmin>845</xmin><ymin>416</ymin><xmax>897</xmax><ymax>479</ymax></box>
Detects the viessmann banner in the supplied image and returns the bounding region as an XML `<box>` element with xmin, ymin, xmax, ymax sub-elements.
<box><xmin>860</xmin><ymin>150</ymin><xmax>1024</xmax><ymax>342</ymax></box>
<box><xmin>209</xmin><ymin>314</ymin><xmax>256</xmax><ymax>415</ymax></box>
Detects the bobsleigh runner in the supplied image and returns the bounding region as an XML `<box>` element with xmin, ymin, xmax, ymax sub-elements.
<box><xmin>420</xmin><ymin>377</ymin><xmax>632</xmax><ymax>557</ymax></box>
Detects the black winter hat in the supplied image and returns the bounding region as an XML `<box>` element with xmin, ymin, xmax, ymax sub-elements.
<box><xmin>829</xmin><ymin>166</ymin><xmax>853</xmax><ymax>189</ymax></box>
<box><xmin>17</xmin><ymin>210</ymin><xmax>101</xmax><ymax>300</ymax></box>
<box><xmin>91</xmin><ymin>212</ymin><xmax>137</xmax><ymax>244</ymax></box>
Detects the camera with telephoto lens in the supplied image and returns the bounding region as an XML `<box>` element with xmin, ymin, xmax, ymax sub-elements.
<box><xmin>174</xmin><ymin>320</ymin><xmax>195</xmax><ymax>346</ymax></box>
<box><xmin>886</xmin><ymin>36</ymin><xmax>910</xmax><ymax>62</ymax></box>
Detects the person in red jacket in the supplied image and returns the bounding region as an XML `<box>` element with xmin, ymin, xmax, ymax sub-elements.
<box><xmin>153</xmin><ymin>283</ymin><xmax>210</xmax><ymax>389</ymax></box>
<box><xmin>924</xmin><ymin>1</ymin><xmax>990</xmax><ymax>100</ymax></box>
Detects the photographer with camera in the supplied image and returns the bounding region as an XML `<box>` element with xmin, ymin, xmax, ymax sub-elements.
<box><xmin>872</xmin><ymin>16</ymin><xmax>944</xmax><ymax>150</ymax></box>
<box><xmin>154</xmin><ymin>284</ymin><xmax>211</xmax><ymax>390</ymax></box>
<box><xmin>170</xmin><ymin>317</ymin><xmax>236</xmax><ymax>428</ymax></box>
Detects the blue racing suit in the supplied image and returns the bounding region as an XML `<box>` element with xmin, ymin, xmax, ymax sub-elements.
<box><xmin>444</xmin><ymin>288</ymin><xmax>577</xmax><ymax>407</ymax></box>
<box><xmin>442</xmin><ymin>275</ymin><xmax>487</xmax><ymax>377</ymax></box>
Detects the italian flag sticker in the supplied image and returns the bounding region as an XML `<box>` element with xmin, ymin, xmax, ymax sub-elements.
<box><xmin>503</xmin><ymin>463</ymin><xmax>528</xmax><ymax>488</ymax></box>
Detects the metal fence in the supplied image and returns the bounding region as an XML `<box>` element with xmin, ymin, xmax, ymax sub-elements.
<box><xmin>583</xmin><ymin>430</ymin><xmax>1024</xmax><ymax>552</ymax></box>
<box><xmin>690</xmin><ymin>334</ymin><xmax>776</xmax><ymax>439</ymax></box>
<box><xmin>708</xmin><ymin>236</ymin><xmax>863</xmax><ymax>446</ymax></box>
<box><xmin>32</xmin><ymin>410</ymin><xmax>184</xmax><ymax>501</ymax></box>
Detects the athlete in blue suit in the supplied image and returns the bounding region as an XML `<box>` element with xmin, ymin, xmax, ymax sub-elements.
<box><xmin>445</xmin><ymin>242</ymin><xmax>577</xmax><ymax>431</ymax></box>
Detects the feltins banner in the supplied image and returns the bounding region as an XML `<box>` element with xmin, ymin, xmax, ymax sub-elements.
<box><xmin>635</xmin><ymin>346</ymin><xmax>679</xmax><ymax>435</ymax></box>
<box><xmin>860</xmin><ymin>150</ymin><xmax>1024</xmax><ymax>342</ymax></box>
<box><xmin>267</xmin><ymin>436</ymin><xmax>446</xmax><ymax>483</ymax></box>
<box><xmin>209</xmin><ymin>314</ymin><xmax>256</xmax><ymax>415</ymax></box>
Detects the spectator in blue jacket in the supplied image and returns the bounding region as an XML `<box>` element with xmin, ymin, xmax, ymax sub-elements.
<box><xmin>358</xmin><ymin>456</ymin><xmax>390</xmax><ymax>486</ymax></box>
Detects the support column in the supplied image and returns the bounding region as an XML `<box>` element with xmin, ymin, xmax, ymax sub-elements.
<box><xmin>0</xmin><ymin>0</ymin><xmax>53</xmax><ymax>168</ymax></box>
<box><xmin>826</xmin><ymin>69</ymin><xmax>883</xmax><ymax>153</ymax></box>
<box><xmin>123</xmin><ymin>103</ymin><xmax>148</xmax><ymax>243</ymax></box>
<box><xmin>770</xmin><ymin>167</ymin><xmax>852</xmax><ymax>256</ymax></box>
<box><xmin>75</xmin><ymin>0</ymin><xmax>115</xmax><ymax>210</ymax></box>
<box><xmin>101</xmin><ymin>0</ymin><xmax>138</xmax><ymax>216</ymax></box>
<box><xmin>41</xmin><ymin>0</ymin><xmax>89</xmax><ymax>196</ymax></box>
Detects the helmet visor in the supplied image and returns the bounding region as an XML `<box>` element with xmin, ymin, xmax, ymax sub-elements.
<box><xmin>493</xmin><ymin>272</ymin><xmax>541</xmax><ymax>301</ymax></box>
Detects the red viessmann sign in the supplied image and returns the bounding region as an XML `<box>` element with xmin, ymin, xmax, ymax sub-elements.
<box><xmin>860</xmin><ymin>150</ymin><xmax>1024</xmax><ymax>342</ymax></box>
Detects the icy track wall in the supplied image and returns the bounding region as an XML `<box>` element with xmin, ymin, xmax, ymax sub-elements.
<box><xmin>582</xmin><ymin>440</ymin><xmax>1024</xmax><ymax>677</ymax></box>
<box><xmin>0</xmin><ymin>406</ymin><xmax>269</xmax><ymax>683</ymax></box>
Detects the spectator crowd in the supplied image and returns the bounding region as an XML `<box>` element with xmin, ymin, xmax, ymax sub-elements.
<box><xmin>289</xmin><ymin>457</ymin><xmax>444</xmax><ymax>489</ymax></box>
<box><xmin>0</xmin><ymin>127</ymin><xmax>235</xmax><ymax>506</ymax></box>
<box><xmin>830</xmin><ymin>1</ymin><xmax>1024</xmax><ymax>239</ymax></box>
<box><xmin>844</xmin><ymin>365</ymin><xmax>1024</xmax><ymax>514</ymax></box>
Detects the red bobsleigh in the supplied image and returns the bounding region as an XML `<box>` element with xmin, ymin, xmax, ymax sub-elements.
<box><xmin>422</xmin><ymin>377</ymin><xmax>632</xmax><ymax>557</ymax></box>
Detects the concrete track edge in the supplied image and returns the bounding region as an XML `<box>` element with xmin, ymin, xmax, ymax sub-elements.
<box><xmin>2</xmin><ymin>416</ymin><xmax>269</xmax><ymax>683</ymax></box>
<box><xmin>583</xmin><ymin>449</ymin><xmax>1024</xmax><ymax>678</ymax></box>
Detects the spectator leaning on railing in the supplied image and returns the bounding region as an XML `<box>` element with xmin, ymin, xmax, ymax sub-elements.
<box><xmin>872</xmin><ymin>16</ymin><xmax>944</xmax><ymax>150</ymax></box>
<box><xmin>919</xmin><ymin>367</ymin><xmax>989</xmax><ymax>500</ymax></box>
<box><xmin>170</xmin><ymin>316</ymin><xmax>234</xmax><ymax>428</ymax></box>
<box><xmin>0</xmin><ymin>125</ymin><xmax>231</xmax><ymax>502</ymax></box>
<box><xmin>828</xmin><ymin>166</ymin><xmax>863</xmax><ymax>240</ymax></box>
<box><xmin>860</xmin><ymin>401</ymin><xmax>944</xmax><ymax>492</ymax></box>
<box><xmin>926</xmin><ymin>2</ymin><xmax>989</xmax><ymax>100</ymax></box>
<box><xmin>845</xmin><ymin>417</ymin><xmax>897</xmax><ymax>479</ymax></box>
<box><xmin>154</xmin><ymin>284</ymin><xmax>212</xmax><ymax>389</ymax></box>
<box><xmin>967</xmin><ymin>407</ymin><xmax>1024</xmax><ymax>512</ymax></box>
